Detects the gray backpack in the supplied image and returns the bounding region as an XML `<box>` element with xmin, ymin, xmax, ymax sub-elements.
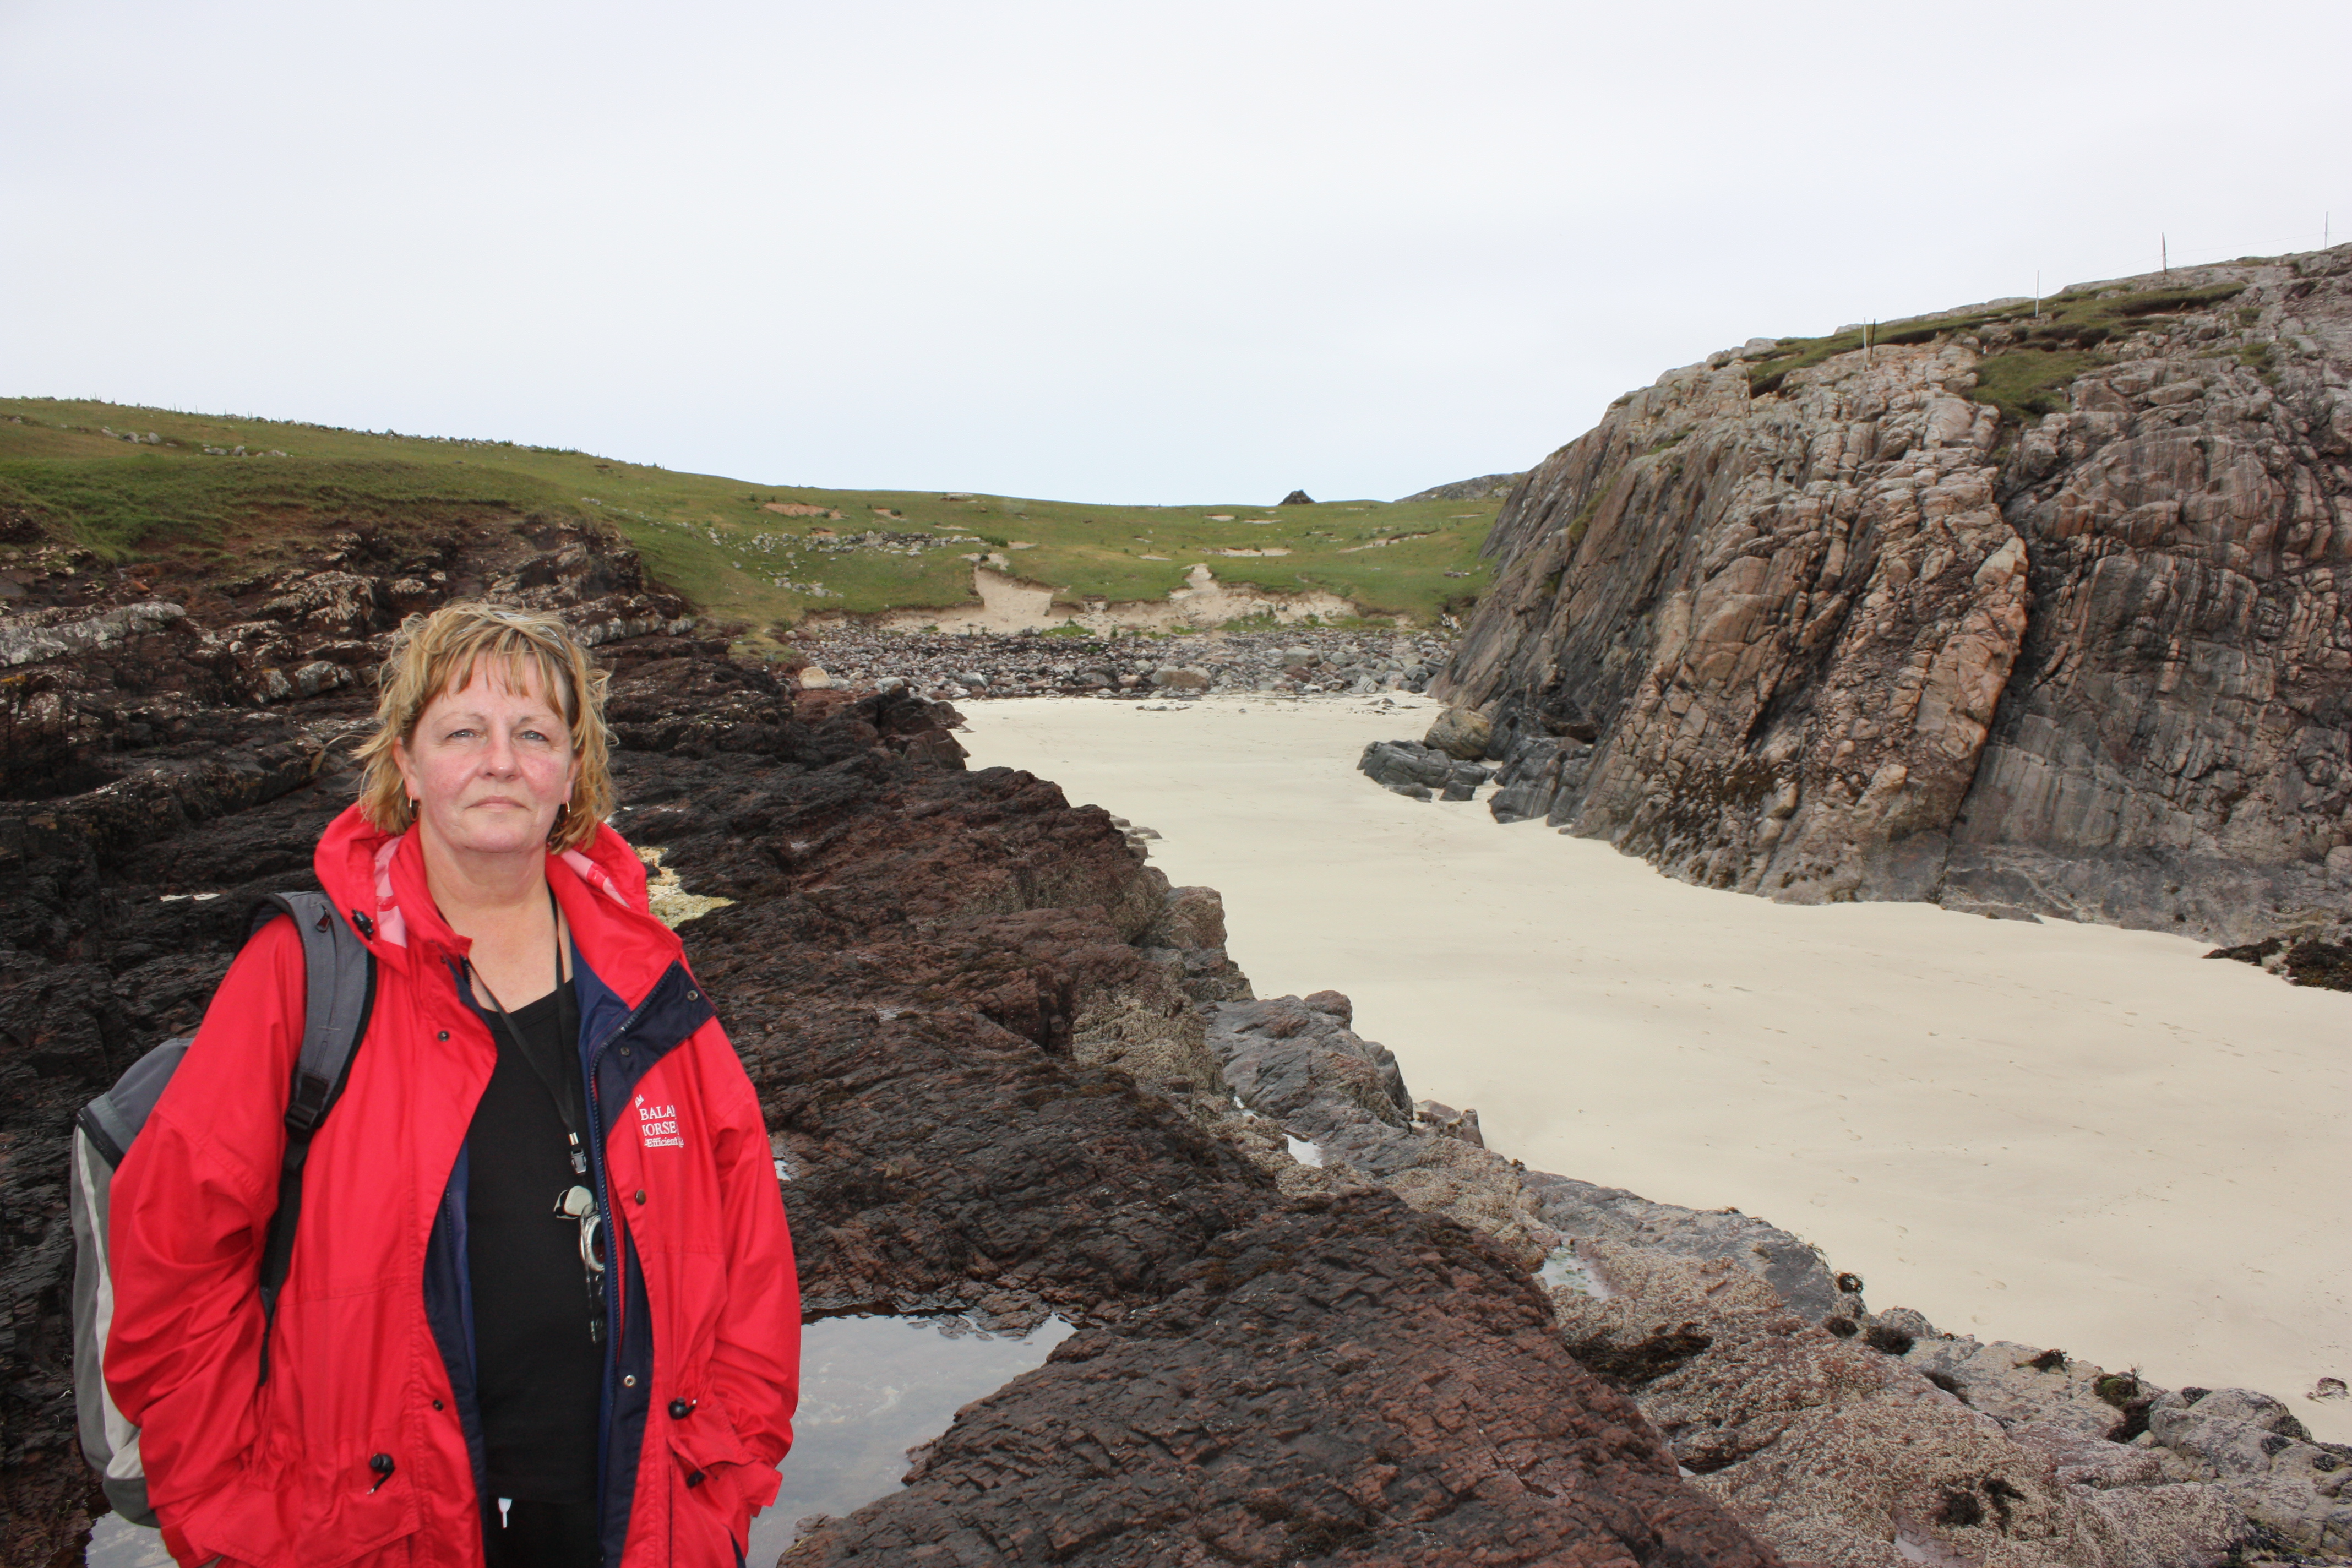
<box><xmin>67</xmin><ymin>892</ymin><xmax>376</xmax><ymax>1526</ymax></box>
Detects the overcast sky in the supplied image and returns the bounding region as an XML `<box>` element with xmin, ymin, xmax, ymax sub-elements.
<box><xmin>3</xmin><ymin>1</ymin><xmax>2345</xmax><ymax>504</ymax></box>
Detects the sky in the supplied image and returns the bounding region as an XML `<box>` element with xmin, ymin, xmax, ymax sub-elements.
<box><xmin>3</xmin><ymin>1</ymin><xmax>2346</xmax><ymax>505</ymax></box>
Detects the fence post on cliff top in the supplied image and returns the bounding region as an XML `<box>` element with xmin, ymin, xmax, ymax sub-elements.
<box><xmin>2034</xmin><ymin>271</ymin><xmax>2040</xmax><ymax>318</ymax></box>
<box><xmin>2162</xmin><ymin>233</ymin><xmax>2169</xmax><ymax>276</ymax></box>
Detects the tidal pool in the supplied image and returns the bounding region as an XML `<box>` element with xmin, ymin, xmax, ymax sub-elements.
<box><xmin>86</xmin><ymin>1311</ymin><xmax>1074</xmax><ymax>1567</ymax></box>
<box><xmin>745</xmin><ymin>1310</ymin><xmax>1074</xmax><ymax>1562</ymax></box>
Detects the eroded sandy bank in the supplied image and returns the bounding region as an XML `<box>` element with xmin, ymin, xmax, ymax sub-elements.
<box><xmin>802</xmin><ymin>564</ymin><xmax>1376</xmax><ymax>635</ymax></box>
<box><xmin>959</xmin><ymin>692</ymin><xmax>2352</xmax><ymax>1444</ymax></box>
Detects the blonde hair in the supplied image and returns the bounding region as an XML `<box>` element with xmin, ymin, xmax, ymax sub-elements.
<box><xmin>355</xmin><ymin>602</ymin><xmax>614</xmax><ymax>854</ymax></box>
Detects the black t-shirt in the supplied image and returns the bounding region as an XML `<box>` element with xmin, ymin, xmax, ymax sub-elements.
<box><xmin>467</xmin><ymin>981</ymin><xmax>605</xmax><ymax>1504</ymax></box>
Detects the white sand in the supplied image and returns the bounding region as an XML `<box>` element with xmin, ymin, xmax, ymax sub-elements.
<box><xmin>960</xmin><ymin>693</ymin><xmax>2352</xmax><ymax>1441</ymax></box>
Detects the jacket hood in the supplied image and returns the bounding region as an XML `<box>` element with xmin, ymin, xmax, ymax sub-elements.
<box><xmin>315</xmin><ymin>803</ymin><xmax>660</xmax><ymax>967</ymax></box>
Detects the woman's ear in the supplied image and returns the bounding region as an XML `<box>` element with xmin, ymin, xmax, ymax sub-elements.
<box><xmin>391</xmin><ymin>734</ymin><xmax>418</xmax><ymax>802</ymax></box>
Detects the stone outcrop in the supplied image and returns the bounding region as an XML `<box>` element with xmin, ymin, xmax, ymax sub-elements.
<box><xmin>1201</xmin><ymin>993</ymin><xmax>1862</xmax><ymax>1321</ymax></box>
<box><xmin>1357</xmin><ymin>737</ymin><xmax>1494</xmax><ymax>801</ymax></box>
<box><xmin>787</xmin><ymin>1190</ymin><xmax>1779</xmax><ymax>1568</ymax></box>
<box><xmin>0</xmin><ymin>512</ymin><xmax>693</xmax><ymax>801</ymax></box>
<box><xmin>1547</xmin><ymin>1247</ymin><xmax>2261</xmax><ymax>1567</ymax></box>
<box><xmin>1397</xmin><ymin>472</ymin><xmax>1527</xmax><ymax>504</ymax></box>
<box><xmin>1437</xmin><ymin>246</ymin><xmax>2352</xmax><ymax>943</ymax></box>
<box><xmin>1421</xmin><ymin>704</ymin><xmax>1493</xmax><ymax>760</ymax></box>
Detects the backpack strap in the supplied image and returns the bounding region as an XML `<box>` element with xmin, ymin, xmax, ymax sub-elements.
<box><xmin>251</xmin><ymin>893</ymin><xmax>376</xmax><ymax>1136</ymax></box>
<box><xmin>247</xmin><ymin>893</ymin><xmax>377</xmax><ymax>1365</ymax></box>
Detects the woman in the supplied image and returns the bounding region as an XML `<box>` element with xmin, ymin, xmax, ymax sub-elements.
<box><xmin>106</xmin><ymin>603</ymin><xmax>799</xmax><ymax>1567</ymax></box>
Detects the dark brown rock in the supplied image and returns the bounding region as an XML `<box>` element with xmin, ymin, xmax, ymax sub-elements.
<box><xmin>786</xmin><ymin>1190</ymin><xmax>1781</xmax><ymax>1567</ymax></box>
<box><xmin>0</xmin><ymin>511</ymin><xmax>693</xmax><ymax>800</ymax></box>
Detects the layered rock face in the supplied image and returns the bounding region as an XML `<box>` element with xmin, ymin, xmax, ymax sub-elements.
<box><xmin>0</xmin><ymin>512</ymin><xmax>693</xmax><ymax>799</ymax></box>
<box><xmin>1440</xmin><ymin>246</ymin><xmax>2352</xmax><ymax>939</ymax></box>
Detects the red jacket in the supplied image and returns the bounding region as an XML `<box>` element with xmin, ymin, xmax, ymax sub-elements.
<box><xmin>106</xmin><ymin>806</ymin><xmax>800</xmax><ymax>1567</ymax></box>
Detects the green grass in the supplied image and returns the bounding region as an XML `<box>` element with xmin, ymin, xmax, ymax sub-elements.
<box><xmin>1733</xmin><ymin>280</ymin><xmax>2255</xmax><ymax>429</ymax></box>
<box><xmin>1968</xmin><ymin>349</ymin><xmax>2111</xmax><ymax>424</ymax></box>
<box><xmin>0</xmin><ymin>451</ymin><xmax>578</xmax><ymax>558</ymax></box>
<box><xmin>0</xmin><ymin>398</ymin><xmax>1498</xmax><ymax>627</ymax></box>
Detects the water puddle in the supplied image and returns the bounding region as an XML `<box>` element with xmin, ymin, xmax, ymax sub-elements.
<box><xmin>746</xmin><ymin>1310</ymin><xmax>1074</xmax><ymax>1562</ymax></box>
<box><xmin>1536</xmin><ymin>1244</ymin><xmax>1607</xmax><ymax>1298</ymax></box>
<box><xmin>85</xmin><ymin>1311</ymin><xmax>1074</xmax><ymax>1568</ymax></box>
<box><xmin>84</xmin><ymin>1515</ymin><xmax>167</xmax><ymax>1568</ymax></box>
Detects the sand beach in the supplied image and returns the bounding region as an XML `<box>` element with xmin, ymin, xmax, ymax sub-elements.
<box><xmin>960</xmin><ymin>692</ymin><xmax>2352</xmax><ymax>1444</ymax></box>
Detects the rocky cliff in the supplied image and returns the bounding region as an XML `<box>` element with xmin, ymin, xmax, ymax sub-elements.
<box><xmin>1438</xmin><ymin>246</ymin><xmax>2352</xmax><ymax>940</ymax></box>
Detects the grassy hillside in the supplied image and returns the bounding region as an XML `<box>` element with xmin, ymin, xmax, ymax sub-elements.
<box><xmin>1740</xmin><ymin>279</ymin><xmax>2251</xmax><ymax>421</ymax></box>
<box><xmin>0</xmin><ymin>399</ymin><xmax>1498</xmax><ymax>633</ymax></box>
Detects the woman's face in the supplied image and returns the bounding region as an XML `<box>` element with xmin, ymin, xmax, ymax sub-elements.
<box><xmin>392</xmin><ymin>660</ymin><xmax>578</xmax><ymax>862</ymax></box>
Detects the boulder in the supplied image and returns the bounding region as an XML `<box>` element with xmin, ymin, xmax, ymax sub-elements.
<box><xmin>1488</xmin><ymin>734</ymin><xmax>1594</xmax><ymax>824</ymax></box>
<box><xmin>1358</xmin><ymin>739</ymin><xmax>1452</xmax><ymax>792</ymax></box>
<box><xmin>1141</xmin><ymin>884</ymin><xmax>1228</xmax><ymax>950</ymax></box>
<box><xmin>1208</xmin><ymin>994</ymin><xmax>1412</xmax><ymax>1134</ymax></box>
<box><xmin>1523</xmin><ymin>1171</ymin><xmax>1855</xmax><ymax>1325</ymax></box>
<box><xmin>1424</xmin><ymin>705</ymin><xmax>1493</xmax><ymax>760</ymax></box>
<box><xmin>2144</xmin><ymin>1388</ymin><xmax>2352</xmax><ymax>1554</ymax></box>
<box><xmin>1150</xmin><ymin>665</ymin><xmax>1210</xmax><ymax>689</ymax></box>
<box><xmin>1903</xmin><ymin>1336</ymin><xmax>2148</xmax><ymax>1442</ymax></box>
<box><xmin>1416</xmin><ymin>1099</ymin><xmax>1485</xmax><ymax>1146</ymax></box>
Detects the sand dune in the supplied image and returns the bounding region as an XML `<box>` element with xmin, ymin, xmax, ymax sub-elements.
<box><xmin>960</xmin><ymin>692</ymin><xmax>2352</xmax><ymax>1444</ymax></box>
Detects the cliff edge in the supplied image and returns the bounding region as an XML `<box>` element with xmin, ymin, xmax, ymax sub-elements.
<box><xmin>1438</xmin><ymin>246</ymin><xmax>2352</xmax><ymax>941</ymax></box>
